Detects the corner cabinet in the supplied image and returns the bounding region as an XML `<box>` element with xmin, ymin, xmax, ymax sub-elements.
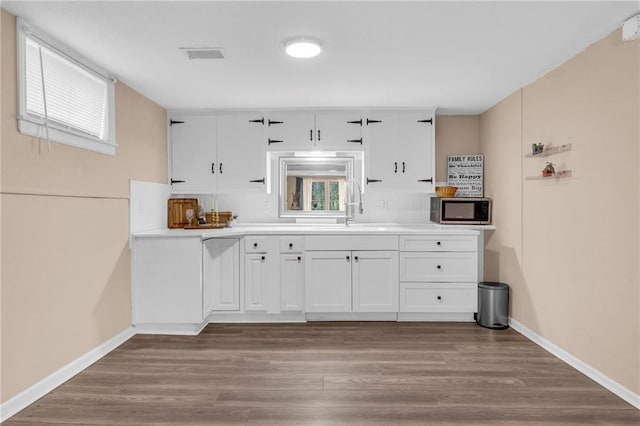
<box><xmin>169</xmin><ymin>113</ymin><xmax>266</xmax><ymax>193</ymax></box>
<box><xmin>203</xmin><ymin>238</ymin><xmax>240</xmax><ymax>313</ymax></box>
<box><xmin>365</xmin><ymin>111</ymin><xmax>435</xmax><ymax>192</ymax></box>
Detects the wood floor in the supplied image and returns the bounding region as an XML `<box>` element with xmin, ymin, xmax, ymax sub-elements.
<box><xmin>4</xmin><ymin>322</ymin><xmax>639</xmax><ymax>425</ymax></box>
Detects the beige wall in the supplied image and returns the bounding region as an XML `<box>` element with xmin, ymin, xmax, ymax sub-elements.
<box><xmin>0</xmin><ymin>9</ymin><xmax>167</xmax><ymax>402</ymax></box>
<box><xmin>480</xmin><ymin>29</ymin><xmax>639</xmax><ymax>394</ymax></box>
<box><xmin>435</xmin><ymin>115</ymin><xmax>480</xmax><ymax>183</ymax></box>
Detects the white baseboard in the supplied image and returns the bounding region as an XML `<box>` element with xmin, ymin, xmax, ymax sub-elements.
<box><xmin>509</xmin><ymin>317</ymin><xmax>640</xmax><ymax>410</ymax></box>
<box><xmin>305</xmin><ymin>312</ymin><xmax>398</xmax><ymax>321</ymax></box>
<box><xmin>0</xmin><ymin>327</ymin><xmax>135</xmax><ymax>422</ymax></box>
<box><xmin>209</xmin><ymin>312</ymin><xmax>306</xmax><ymax>323</ymax></box>
<box><xmin>134</xmin><ymin>320</ymin><xmax>208</xmax><ymax>335</ymax></box>
<box><xmin>398</xmin><ymin>312</ymin><xmax>475</xmax><ymax>322</ymax></box>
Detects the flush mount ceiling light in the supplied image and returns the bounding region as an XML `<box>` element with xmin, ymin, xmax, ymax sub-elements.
<box><xmin>283</xmin><ymin>37</ymin><xmax>323</xmax><ymax>59</ymax></box>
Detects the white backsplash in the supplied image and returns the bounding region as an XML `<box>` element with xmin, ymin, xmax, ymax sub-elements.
<box><xmin>184</xmin><ymin>190</ymin><xmax>430</xmax><ymax>224</ymax></box>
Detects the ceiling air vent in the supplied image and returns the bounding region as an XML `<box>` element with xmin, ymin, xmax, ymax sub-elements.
<box><xmin>180</xmin><ymin>48</ymin><xmax>225</xmax><ymax>60</ymax></box>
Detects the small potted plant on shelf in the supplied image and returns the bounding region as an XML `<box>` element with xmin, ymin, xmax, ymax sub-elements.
<box><xmin>542</xmin><ymin>162</ymin><xmax>556</xmax><ymax>177</ymax></box>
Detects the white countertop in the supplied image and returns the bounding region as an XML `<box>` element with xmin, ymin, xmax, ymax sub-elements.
<box><xmin>132</xmin><ymin>222</ymin><xmax>495</xmax><ymax>239</ymax></box>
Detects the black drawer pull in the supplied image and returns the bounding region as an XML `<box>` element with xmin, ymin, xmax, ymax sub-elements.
<box><xmin>309</xmin><ymin>129</ymin><xmax>313</xmax><ymax>141</ymax></box>
<box><xmin>211</xmin><ymin>163</ymin><xmax>215</xmax><ymax>174</ymax></box>
<box><xmin>437</xmin><ymin>295</ymin><xmax>442</xmax><ymax>301</ymax></box>
<box><xmin>346</xmin><ymin>255</ymin><xmax>350</xmax><ymax>262</ymax></box>
<box><xmin>253</xmin><ymin>243</ymin><xmax>258</xmax><ymax>249</ymax></box>
<box><xmin>402</xmin><ymin>161</ymin><xmax>405</xmax><ymax>173</ymax></box>
<box><xmin>289</xmin><ymin>243</ymin><xmax>293</xmax><ymax>249</ymax></box>
<box><xmin>437</xmin><ymin>265</ymin><xmax>442</xmax><ymax>269</ymax></box>
<box><xmin>436</xmin><ymin>241</ymin><xmax>441</xmax><ymax>246</ymax></box>
<box><xmin>261</xmin><ymin>256</ymin><xmax>265</xmax><ymax>261</ymax></box>
<box><xmin>354</xmin><ymin>256</ymin><xmax>359</xmax><ymax>262</ymax></box>
<box><xmin>394</xmin><ymin>162</ymin><xmax>397</xmax><ymax>173</ymax></box>
<box><xmin>297</xmin><ymin>256</ymin><xmax>301</xmax><ymax>261</ymax></box>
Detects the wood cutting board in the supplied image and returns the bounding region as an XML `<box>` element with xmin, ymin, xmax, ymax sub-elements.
<box><xmin>168</xmin><ymin>198</ymin><xmax>198</xmax><ymax>228</ymax></box>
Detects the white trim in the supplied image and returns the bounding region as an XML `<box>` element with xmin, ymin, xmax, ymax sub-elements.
<box><xmin>397</xmin><ymin>312</ymin><xmax>475</xmax><ymax>322</ymax></box>
<box><xmin>509</xmin><ymin>317</ymin><xmax>640</xmax><ymax>410</ymax></box>
<box><xmin>134</xmin><ymin>321</ymin><xmax>208</xmax><ymax>336</ymax></box>
<box><xmin>0</xmin><ymin>327</ymin><xmax>135</xmax><ymax>422</ymax></box>
<box><xmin>305</xmin><ymin>312</ymin><xmax>398</xmax><ymax>321</ymax></box>
<box><xmin>209</xmin><ymin>312</ymin><xmax>306</xmax><ymax>323</ymax></box>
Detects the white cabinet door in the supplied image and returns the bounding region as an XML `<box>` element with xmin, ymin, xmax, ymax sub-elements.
<box><xmin>170</xmin><ymin>115</ymin><xmax>217</xmax><ymax>193</ymax></box>
<box><xmin>398</xmin><ymin>112</ymin><xmax>435</xmax><ymax>192</ymax></box>
<box><xmin>352</xmin><ymin>250</ymin><xmax>399</xmax><ymax>312</ymax></box>
<box><xmin>314</xmin><ymin>111</ymin><xmax>363</xmax><ymax>149</ymax></box>
<box><xmin>244</xmin><ymin>253</ymin><xmax>269</xmax><ymax>311</ymax></box>
<box><xmin>217</xmin><ymin>114</ymin><xmax>266</xmax><ymax>192</ymax></box>
<box><xmin>365</xmin><ymin>112</ymin><xmax>399</xmax><ymax>191</ymax></box>
<box><xmin>280</xmin><ymin>254</ymin><xmax>305</xmax><ymax>311</ymax></box>
<box><xmin>399</xmin><ymin>252</ymin><xmax>478</xmax><ymax>283</ymax></box>
<box><xmin>266</xmin><ymin>111</ymin><xmax>315</xmax><ymax>149</ymax></box>
<box><xmin>133</xmin><ymin>237</ymin><xmax>203</xmax><ymax>324</ymax></box>
<box><xmin>365</xmin><ymin>111</ymin><xmax>435</xmax><ymax>192</ymax></box>
<box><xmin>203</xmin><ymin>238</ymin><xmax>240</xmax><ymax>313</ymax></box>
<box><xmin>305</xmin><ymin>251</ymin><xmax>352</xmax><ymax>312</ymax></box>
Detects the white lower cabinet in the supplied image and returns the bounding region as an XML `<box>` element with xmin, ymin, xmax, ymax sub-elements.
<box><xmin>133</xmin><ymin>237</ymin><xmax>203</xmax><ymax>324</ymax></box>
<box><xmin>244</xmin><ymin>253</ymin><xmax>269</xmax><ymax>311</ymax></box>
<box><xmin>305</xmin><ymin>250</ymin><xmax>399</xmax><ymax>313</ymax></box>
<box><xmin>398</xmin><ymin>235</ymin><xmax>478</xmax><ymax>316</ymax></box>
<box><xmin>279</xmin><ymin>237</ymin><xmax>305</xmax><ymax>311</ymax></box>
<box><xmin>203</xmin><ymin>238</ymin><xmax>240</xmax><ymax>313</ymax></box>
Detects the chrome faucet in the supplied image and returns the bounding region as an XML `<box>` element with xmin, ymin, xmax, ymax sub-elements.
<box><xmin>344</xmin><ymin>179</ymin><xmax>364</xmax><ymax>225</ymax></box>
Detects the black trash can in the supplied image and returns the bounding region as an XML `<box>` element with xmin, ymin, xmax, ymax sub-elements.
<box><xmin>477</xmin><ymin>282</ymin><xmax>510</xmax><ymax>329</ymax></box>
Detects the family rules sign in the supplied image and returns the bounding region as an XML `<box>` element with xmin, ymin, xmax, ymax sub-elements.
<box><xmin>447</xmin><ymin>155</ymin><xmax>484</xmax><ymax>197</ymax></box>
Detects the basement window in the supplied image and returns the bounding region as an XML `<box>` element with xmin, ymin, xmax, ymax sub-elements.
<box><xmin>17</xmin><ymin>18</ymin><xmax>117</xmax><ymax>155</ymax></box>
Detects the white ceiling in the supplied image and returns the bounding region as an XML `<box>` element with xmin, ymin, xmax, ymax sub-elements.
<box><xmin>3</xmin><ymin>1</ymin><xmax>639</xmax><ymax>114</ymax></box>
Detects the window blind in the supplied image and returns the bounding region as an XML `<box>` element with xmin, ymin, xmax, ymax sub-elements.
<box><xmin>25</xmin><ymin>35</ymin><xmax>109</xmax><ymax>141</ymax></box>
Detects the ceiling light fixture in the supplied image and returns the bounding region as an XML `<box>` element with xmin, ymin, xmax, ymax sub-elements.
<box><xmin>283</xmin><ymin>37</ymin><xmax>323</xmax><ymax>59</ymax></box>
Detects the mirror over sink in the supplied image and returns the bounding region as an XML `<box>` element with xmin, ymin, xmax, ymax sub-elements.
<box><xmin>279</xmin><ymin>155</ymin><xmax>355</xmax><ymax>218</ymax></box>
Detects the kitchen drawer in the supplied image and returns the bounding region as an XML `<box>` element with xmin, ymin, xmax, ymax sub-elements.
<box><xmin>399</xmin><ymin>282</ymin><xmax>476</xmax><ymax>313</ymax></box>
<box><xmin>244</xmin><ymin>236</ymin><xmax>271</xmax><ymax>253</ymax></box>
<box><xmin>399</xmin><ymin>235</ymin><xmax>477</xmax><ymax>252</ymax></box>
<box><xmin>279</xmin><ymin>236</ymin><xmax>305</xmax><ymax>253</ymax></box>
<box><xmin>400</xmin><ymin>252</ymin><xmax>477</xmax><ymax>282</ymax></box>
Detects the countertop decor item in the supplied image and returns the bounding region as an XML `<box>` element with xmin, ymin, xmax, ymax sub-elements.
<box><xmin>168</xmin><ymin>198</ymin><xmax>199</xmax><ymax>228</ymax></box>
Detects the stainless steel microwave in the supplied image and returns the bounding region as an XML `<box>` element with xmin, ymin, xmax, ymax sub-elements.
<box><xmin>430</xmin><ymin>197</ymin><xmax>492</xmax><ymax>225</ymax></box>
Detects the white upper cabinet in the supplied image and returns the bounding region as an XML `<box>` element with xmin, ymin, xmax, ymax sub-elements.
<box><xmin>265</xmin><ymin>111</ymin><xmax>315</xmax><ymax>149</ymax></box>
<box><xmin>314</xmin><ymin>111</ymin><xmax>363</xmax><ymax>149</ymax></box>
<box><xmin>217</xmin><ymin>113</ymin><xmax>266</xmax><ymax>191</ymax></box>
<box><xmin>266</xmin><ymin>111</ymin><xmax>363</xmax><ymax>149</ymax></box>
<box><xmin>170</xmin><ymin>115</ymin><xmax>217</xmax><ymax>193</ymax></box>
<box><xmin>169</xmin><ymin>113</ymin><xmax>266</xmax><ymax>193</ymax></box>
<box><xmin>365</xmin><ymin>110</ymin><xmax>435</xmax><ymax>192</ymax></box>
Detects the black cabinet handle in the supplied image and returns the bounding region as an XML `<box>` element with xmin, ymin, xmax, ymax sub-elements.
<box><xmin>268</xmin><ymin>138</ymin><xmax>283</xmax><ymax>145</ymax></box>
<box><xmin>317</xmin><ymin>129</ymin><xmax>321</xmax><ymax>141</ymax></box>
<box><xmin>437</xmin><ymin>265</ymin><xmax>442</xmax><ymax>269</ymax></box>
<box><xmin>219</xmin><ymin>163</ymin><xmax>223</xmax><ymax>174</ymax></box>
<box><xmin>366</xmin><ymin>119</ymin><xmax>382</xmax><ymax>125</ymax></box>
<box><xmin>402</xmin><ymin>162</ymin><xmax>406</xmax><ymax>173</ymax></box>
<box><xmin>418</xmin><ymin>118</ymin><xmax>433</xmax><ymax>124</ymax></box>
<box><xmin>170</xmin><ymin>179</ymin><xmax>185</xmax><ymax>184</ymax></box>
<box><xmin>297</xmin><ymin>256</ymin><xmax>301</xmax><ymax>261</ymax></box>
<box><xmin>436</xmin><ymin>241</ymin><xmax>441</xmax><ymax>246</ymax></box>
<box><xmin>309</xmin><ymin>129</ymin><xmax>313</xmax><ymax>141</ymax></box>
<box><xmin>253</xmin><ymin>243</ymin><xmax>258</xmax><ymax>248</ymax></box>
<box><xmin>211</xmin><ymin>163</ymin><xmax>215</xmax><ymax>174</ymax></box>
<box><xmin>437</xmin><ymin>295</ymin><xmax>442</xmax><ymax>301</ymax></box>
<box><xmin>249</xmin><ymin>178</ymin><xmax>265</xmax><ymax>184</ymax></box>
<box><xmin>249</xmin><ymin>118</ymin><xmax>264</xmax><ymax>124</ymax></box>
<box><xmin>169</xmin><ymin>119</ymin><xmax>184</xmax><ymax>126</ymax></box>
<box><xmin>394</xmin><ymin>162</ymin><xmax>398</xmax><ymax>173</ymax></box>
<box><xmin>261</xmin><ymin>255</ymin><xmax>265</xmax><ymax>261</ymax></box>
<box><xmin>347</xmin><ymin>138</ymin><xmax>363</xmax><ymax>144</ymax></box>
<box><xmin>346</xmin><ymin>255</ymin><xmax>350</xmax><ymax>262</ymax></box>
<box><xmin>347</xmin><ymin>119</ymin><xmax>363</xmax><ymax>126</ymax></box>
<box><xmin>354</xmin><ymin>256</ymin><xmax>359</xmax><ymax>262</ymax></box>
<box><xmin>289</xmin><ymin>243</ymin><xmax>293</xmax><ymax>249</ymax></box>
<box><xmin>268</xmin><ymin>119</ymin><xmax>283</xmax><ymax>126</ymax></box>
<box><xmin>366</xmin><ymin>178</ymin><xmax>382</xmax><ymax>184</ymax></box>
<box><xmin>418</xmin><ymin>178</ymin><xmax>434</xmax><ymax>183</ymax></box>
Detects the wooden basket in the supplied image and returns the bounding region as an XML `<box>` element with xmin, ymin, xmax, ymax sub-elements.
<box><xmin>206</xmin><ymin>211</ymin><xmax>233</xmax><ymax>225</ymax></box>
<box><xmin>435</xmin><ymin>186</ymin><xmax>458</xmax><ymax>198</ymax></box>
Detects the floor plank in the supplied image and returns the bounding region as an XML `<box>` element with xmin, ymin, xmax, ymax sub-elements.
<box><xmin>4</xmin><ymin>322</ymin><xmax>639</xmax><ymax>425</ymax></box>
